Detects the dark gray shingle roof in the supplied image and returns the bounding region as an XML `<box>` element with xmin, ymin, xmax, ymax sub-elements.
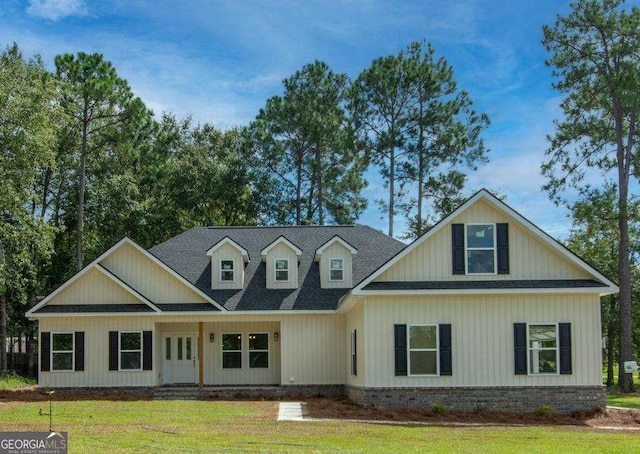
<box><xmin>149</xmin><ymin>225</ymin><xmax>406</xmax><ymax>311</ymax></box>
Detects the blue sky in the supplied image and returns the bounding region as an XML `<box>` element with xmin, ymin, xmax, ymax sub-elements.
<box><xmin>1</xmin><ymin>0</ymin><xmax>626</xmax><ymax>239</ymax></box>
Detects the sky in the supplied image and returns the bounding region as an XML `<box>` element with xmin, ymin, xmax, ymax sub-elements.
<box><xmin>0</xmin><ymin>0</ymin><xmax>627</xmax><ymax>239</ymax></box>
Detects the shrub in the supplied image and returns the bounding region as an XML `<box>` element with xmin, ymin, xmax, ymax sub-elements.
<box><xmin>535</xmin><ymin>405</ymin><xmax>553</xmax><ymax>417</ymax></box>
<box><xmin>431</xmin><ymin>403</ymin><xmax>448</xmax><ymax>415</ymax></box>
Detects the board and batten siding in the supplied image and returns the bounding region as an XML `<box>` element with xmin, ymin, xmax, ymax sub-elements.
<box><xmin>361</xmin><ymin>294</ymin><xmax>602</xmax><ymax>388</ymax></box>
<box><xmin>264</xmin><ymin>243</ymin><xmax>299</xmax><ymax>289</ymax></box>
<box><xmin>280</xmin><ymin>315</ymin><xmax>345</xmax><ymax>385</ymax></box>
<box><xmin>319</xmin><ymin>242</ymin><xmax>353</xmax><ymax>288</ymax></box>
<box><xmin>47</xmin><ymin>267</ymin><xmax>140</xmax><ymax>305</ymax></box>
<box><xmin>100</xmin><ymin>242</ymin><xmax>207</xmax><ymax>303</ymax></box>
<box><xmin>209</xmin><ymin>243</ymin><xmax>244</xmax><ymax>290</ymax></box>
<box><xmin>345</xmin><ymin>300</ymin><xmax>365</xmax><ymax>386</ymax></box>
<box><xmin>376</xmin><ymin>199</ymin><xmax>592</xmax><ymax>282</ymax></box>
<box><xmin>38</xmin><ymin>317</ymin><xmax>156</xmax><ymax>388</ymax></box>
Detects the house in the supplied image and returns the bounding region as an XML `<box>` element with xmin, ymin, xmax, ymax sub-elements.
<box><xmin>26</xmin><ymin>189</ymin><xmax>617</xmax><ymax>413</ymax></box>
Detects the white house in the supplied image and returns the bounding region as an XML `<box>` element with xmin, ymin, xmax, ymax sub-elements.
<box><xmin>26</xmin><ymin>189</ymin><xmax>617</xmax><ymax>413</ymax></box>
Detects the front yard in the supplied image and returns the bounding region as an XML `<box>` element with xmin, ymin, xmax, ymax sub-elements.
<box><xmin>0</xmin><ymin>393</ymin><xmax>638</xmax><ymax>453</ymax></box>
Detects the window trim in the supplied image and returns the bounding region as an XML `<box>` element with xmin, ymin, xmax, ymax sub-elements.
<box><xmin>219</xmin><ymin>259</ymin><xmax>235</xmax><ymax>282</ymax></box>
<box><xmin>407</xmin><ymin>324</ymin><xmax>439</xmax><ymax>376</ymax></box>
<box><xmin>51</xmin><ymin>332</ymin><xmax>74</xmax><ymax>372</ymax></box>
<box><xmin>329</xmin><ymin>258</ymin><xmax>344</xmax><ymax>282</ymax></box>
<box><xmin>274</xmin><ymin>259</ymin><xmax>289</xmax><ymax>282</ymax></box>
<box><xmin>465</xmin><ymin>223</ymin><xmax>497</xmax><ymax>275</ymax></box>
<box><xmin>221</xmin><ymin>332</ymin><xmax>243</xmax><ymax>369</ymax></box>
<box><xmin>119</xmin><ymin>331</ymin><xmax>143</xmax><ymax>371</ymax></box>
<box><xmin>248</xmin><ymin>332</ymin><xmax>269</xmax><ymax>369</ymax></box>
<box><xmin>527</xmin><ymin>322</ymin><xmax>559</xmax><ymax>376</ymax></box>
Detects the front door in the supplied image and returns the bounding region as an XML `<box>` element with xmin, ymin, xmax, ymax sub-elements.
<box><xmin>171</xmin><ymin>333</ymin><xmax>197</xmax><ymax>384</ymax></box>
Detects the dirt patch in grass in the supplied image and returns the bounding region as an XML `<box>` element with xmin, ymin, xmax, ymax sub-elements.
<box><xmin>0</xmin><ymin>387</ymin><xmax>152</xmax><ymax>402</ymax></box>
<box><xmin>303</xmin><ymin>397</ymin><xmax>640</xmax><ymax>430</ymax></box>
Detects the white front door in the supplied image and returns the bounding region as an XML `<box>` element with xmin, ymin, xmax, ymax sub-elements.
<box><xmin>171</xmin><ymin>333</ymin><xmax>197</xmax><ymax>384</ymax></box>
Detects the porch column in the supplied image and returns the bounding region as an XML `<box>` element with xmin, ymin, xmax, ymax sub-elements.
<box><xmin>198</xmin><ymin>322</ymin><xmax>204</xmax><ymax>389</ymax></box>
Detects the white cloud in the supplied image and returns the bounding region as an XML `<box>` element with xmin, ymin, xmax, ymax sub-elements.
<box><xmin>26</xmin><ymin>0</ymin><xmax>87</xmax><ymax>21</ymax></box>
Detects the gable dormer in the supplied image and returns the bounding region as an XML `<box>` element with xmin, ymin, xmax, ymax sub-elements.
<box><xmin>315</xmin><ymin>236</ymin><xmax>357</xmax><ymax>288</ymax></box>
<box><xmin>261</xmin><ymin>236</ymin><xmax>302</xmax><ymax>289</ymax></box>
<box><xmin>206</xmin><ymin>237</ymin><xmax>249</xmax><ymax>290</ymax></box>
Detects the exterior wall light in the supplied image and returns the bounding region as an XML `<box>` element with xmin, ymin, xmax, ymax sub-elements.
<box><xmin>209</xmin><ymin>333</ymin><xmax>215</xmax><ymax>342</ymax></box>
<box><xmin>274</xmin><ymin>332</ymin><xmax>279</xmax><ymax>342</ymax></box>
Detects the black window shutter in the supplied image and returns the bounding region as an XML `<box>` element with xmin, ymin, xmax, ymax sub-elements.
<box><xmin>352</xmin><ymin>330</ymin><xmax>357</xmax><ymax>376</ymax></box>
<box><xmin>41</xmin><ymin>332</ymin><xmax>51</xmax><ymax>372</ymax></box>
<box><xmin>439</xmin><ymin>324</ymin><xmax>452</xmax><ymax>376</ymax></box>
<box><xmin>74</xmin><ymin>332</ymin><xmax>85</xmax><ymax>371</ymax></box>
<box><xmin>559</xmin><ymin>323</ymin><xmax>572</xmax><ymax>374</ymax></box>
<box><xmin>143</xmin><ymin>331</ymin><xmax>153</xmax><ymax>371</ymax></box>
<box><xmin>452</xmin><ymin>224</ymin><xmax>465</xmax><ymax>274</ymax></box>
<box><xmin>109</xmin><ymin>331</ymin><xmax>118</xmax><ymax>371</ymax></box>
<box><xmin>497</xmin><ymin>223</ymin><xmax>510</xmax><ymax>274</ymax></box>
<box><xmin>514</xmin><ymin>323</ymin><xmax>527</xmax><ymax>375</ymax></box>
<box><xmin>394</xmin><ymin>324</ymin><xmax>407</xmax><ymax>376</ymax></box>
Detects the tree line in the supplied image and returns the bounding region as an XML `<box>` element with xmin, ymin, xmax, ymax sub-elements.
<box><xmin>0</xmin><ymin>40</ymin><xmax>489</xmax><ymax>373</ymax></box>
<box><xmin>1</xmin><ymin>0</ymin><xmax>639</xmax><ymax>393</ymax></box>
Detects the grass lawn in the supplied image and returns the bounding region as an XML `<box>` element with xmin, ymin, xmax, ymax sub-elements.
<box><xmin>0</xmin><ymin>373</ymin><xmax>36</xmax><ymax>391</ymax></box>
<box><xmin>0</xmin><ymin>398</ymin><xmax>637</xmax><ymax>453</ymax></box>
<box><xmin>603</xmin><ymin>366</ymin><xmax>640</xmax><ymax>409</ymax></box>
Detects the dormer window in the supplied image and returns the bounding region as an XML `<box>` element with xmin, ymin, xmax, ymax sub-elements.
<box><xmin>206</xmin><ymin>237</ymin><xmax>249</xmax><ymax>290</ymax></box>
<box><xmin>466</xmin><ymin>224</ymin><xmax>496</xmax><ymax>274</ymax></box>
<box><xmin>275</xmin><ymin>259</ymin><xmax>289</xmax><ymax>282</ymax></box>
<box><xmin>220</xmin><ymin>260</ymin><xmax>234</xmax><ymax>282</ymax></box>
<box><xmin>330</xmin><ymin>259</ymin><xmax>344</xmax><ymax>281</ymax></box>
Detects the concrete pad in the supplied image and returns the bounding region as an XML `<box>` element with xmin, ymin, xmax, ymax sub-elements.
<box><xmin>278</xmin><ymin>402</ymin><xmax>305</xmax><ymax>421</ymax></box>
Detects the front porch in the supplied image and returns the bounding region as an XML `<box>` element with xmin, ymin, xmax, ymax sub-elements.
<box><xmin>156</xmin><ymin>321</ymin><xmax>281</xmax><ymax>387</ymax></box>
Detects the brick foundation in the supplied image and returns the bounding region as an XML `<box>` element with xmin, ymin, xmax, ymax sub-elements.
<box><xmin>346</xmin><ymin>385</ymin><xmax>606</xmax><ymax>414</ymax></box>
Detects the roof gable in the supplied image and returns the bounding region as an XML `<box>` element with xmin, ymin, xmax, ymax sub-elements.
<box><xmin>206</xmin><ymin>236</ymin><xmax>250</xmax><ymax>262</ymax></box>
<box><xmin>353</xmin><ymin>189</ymin><xmax>618</xmax><ymax>293</ymax></box>
<box><xmin>27</xmin><ymin>237</ymin><xmax>224</xmax><ymax>317</ymax></box>
<box><xmin>315</xmin><ymin>235</ymin><xmax>358</xmax><ymax>261</ymax></box>
<box><xmin>261</xmin><ymin>235</ymin><xmax>303</xmax><ymax>259</ymax></box>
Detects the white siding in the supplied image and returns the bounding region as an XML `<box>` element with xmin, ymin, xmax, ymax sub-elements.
<box><xmin>100</xmin><ymin>242</ymin><xmax>207</xmax><ymax>303</ymax></box>
<box><xmin>264</xmin><ymin>243</ymin><xmax>298</xmax><ymax>289</ymax></box>
<box><xmin>39</xmin><ymin>317</ymin><xmax>156</xmax><ymax>388</ymax></box>
<box><xmin>319</xmin><ymin>242</ymin><xmax>353</xmax><ymax>289</ymax></box>
<box><xmin>361</xmin><ymin>294</ymin><xmax>602</xmax><ymax>388</ymax></box>
<box><xmin>280</xmin><ymin>315</ymin><xmax>346</xmax><ymax>385</ymax></box>
<box><xmin>210</xmin><ymin>243</ymin><xmax>245</xmax><ymax>290</ymax></box>
<box><xmin>47</xmin><ymin>267</ymin><xmax>140</xmax><ymax>305</ymax></box>
<box><xmin>377</xmin><ymin>199</ymin><xmax>593</xmax><ymax>282</ymax></box>
<box><xmin>345</xmin><ymin>301</ymin><xmax>365</xmax><ymax>386</ymax></box>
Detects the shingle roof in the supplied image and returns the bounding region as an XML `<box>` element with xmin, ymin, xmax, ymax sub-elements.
<box><xmin>362</xmin><ymin>279</ymin><xmax>608</xmax><ymax>291</ymax></box>
<box><xmin>149</xmin><ymin>225</ymin><xmax>406</xmax><ymax>311</ymax></box>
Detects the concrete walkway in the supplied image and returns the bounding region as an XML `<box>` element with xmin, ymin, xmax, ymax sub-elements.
<box><xmin>277</xmin><ymin>402</ymin><xmax>305</xmax><ymax>421</ymax></box>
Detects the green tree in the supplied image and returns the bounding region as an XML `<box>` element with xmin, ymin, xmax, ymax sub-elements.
<box><xmin>398</xmin><ymin>41</ymin><xmax>489</xmax><ymax>238</ymax></box>
<box><xmin>565</xmin><ymin>184</ymin><xmax>640</xmax><ymax>386</ymax></box>
<box><xmin>542</xmin><ymin>0</ymin><xmax>640</xmax><ymax>391</ymax></box>
<box><xmin>168</xmin><ymin>123</ymin><xmax>263</xmax><ymax>229</ymax></box>
<box><xmin>350</xmin><ymin>50</ymin><xmax>415</xmax><ymax>236</ymax></box>
<box><xmin>0</xmin><ymin>43</ymin><xmax>58</xmax><ymax>371</ymax></box>
<box><xmin>55</xmin><ymin>52</ymin><xmax>141</xmax><ymax>271</ymax></box>
<box><xmin>251</xmin><ymin>61</ymin><xmax>367</xmax><ymax>225</ymax></box>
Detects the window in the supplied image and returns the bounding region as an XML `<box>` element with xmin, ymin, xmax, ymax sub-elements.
<box><xmin>329</xmin><ymin>259</ymin><xmax>344</xmax><ymax>281</ymax></box>
<box><xmin>222</xmin><ymin>333</ymin><xmax>242</xmax><ymax>369</ymax></box>
<box><xmin>120</xmin><ymin>332</ymin><xmax>142</xmax><ymax>370</ymax></box>
<box><xmin>275</xmin><ymin>259</ymin><xmax>289</xmax><ymax>281</ymax></box>
<box><xmin>466</xmin><ymin>224</ymin><xmax>496</xmax><ymax>274</ymax></box>
<box><xmin>165</xmin><ymin>337</ymin><xmax>171</xmax><ymax>360</ymax></box>
<box><xmin>528</xmin><ymin>324</ymin><xmax>558</xmax><ymax>374</ymax></box>
<box><xmin>220</xmin><ymin>259</ymin><xmax>234</xmax><ymax>281</ymax></box>
<box><xmin>249</xmin><ymin>333</ymin><xmax>269</xmax><ymax>368</ymax></box>
<box><xmin>408</xmin><ymin>325</ymin><xmax>438</xmax><ymax>375</ymax></box>
<box><xmin>52</xmin><ymin>333</ymin><xmax>74</xmax><ymax>371</ymax></box>
<box><xmin>351</xmin><ymin>330</ymin><xmax>357</xmax><ymax>376</ymax></box>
